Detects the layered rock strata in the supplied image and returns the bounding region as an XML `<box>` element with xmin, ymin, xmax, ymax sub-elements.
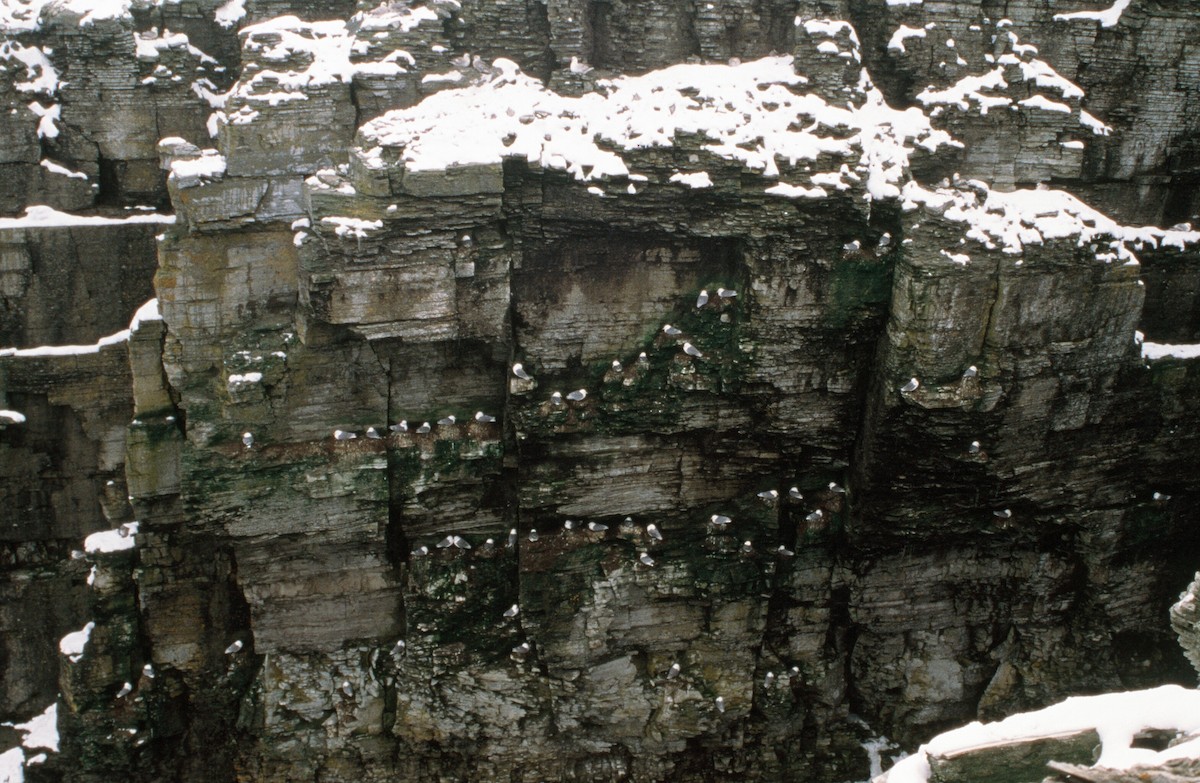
<box><xmin>0</xmin><ymin>1</ymin><xmax>1198</xmax><ymax>782</ymax></box>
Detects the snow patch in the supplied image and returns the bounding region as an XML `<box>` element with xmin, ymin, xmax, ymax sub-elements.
<box><xmin>59</xmin><ymin>622</ymin><xmax>94</xmax><ymax>662</ymax></box>
<box><xmin>357</xmin><ymin>56</ymin><xmax>955</xmax><ymax>204</ymax></box>
<box><xmin>0</xmin><ymin>410</ymin><xmax>26</xmax><ymax>424</ymax></box>
<box><xmin>1054</xmin><ymin>0</ymin><xmax>1131</xmax><ymax>28</ymax></box>
<box><xmin>39</xmin><ymin>159</ymin><xmax>87</xmax><ymax>179</ymax></box>
<box><xmin>887</xmin><ymin>25</ymin><xmax>927</xmax><ymax>53</ymax></box>
<box><xmin>1142</xmin><ymin>342</ymin><xmax>1200</xmax><ymax>361</ymax></box>
<box><xmin>669</xmin><ymin>171</ymin><xmax>713</xmax><ymax>188</ymax></box>
<box><xmin>213</xmin><ymin>0</ymin><xmax>245</xmax><ymax>29</ymax></box>
<box><xmin>0</xmin><ymin>206</ymin><xmax>174</xmax><ymax>230</ymax></box>
<box><xmin>83</xmin><ymin>522</ymin><xmax>139</xmax><ymax>554</ymax></box>
<box><xmin>880</xmin><ymin>685</ymin><xmax>1200</xmax><ymax>783</ymax></box>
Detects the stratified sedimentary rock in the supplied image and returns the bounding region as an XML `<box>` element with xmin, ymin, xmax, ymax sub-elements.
<box><xmin>0</xmin><ymin>1</ymin><xmax>1198</xmax><ymax>782</ymax></box>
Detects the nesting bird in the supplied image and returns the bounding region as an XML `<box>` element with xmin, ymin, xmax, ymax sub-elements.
<box><xmin>900</xmin><ymin>378</ymin><xmax>920</xmax><ymax>393</ymax></box>
<box><xmin>512</xmin><ymin>363</ymin><xmax>533</xmax><ymax>381</ymax></box>
<box><xmin>710</xmin><ymin>514</ymin><xmax>731</xmax><ymax>527</ymax></box>
<box><xmin>528</xmin><ymin>529</ymin><xmax>539</xmax><ymax>542</ymax></box>
<box><xmin>963</xmin><ymin>365</ymin><xmax>978</xmax><ymax>378</ymax></box>
<box><xmin>1153</xmin><ymin>491</ymin><xmax>1171</xmax><ymax>501</ymax></box>
<box><xmin>475</xmin><ymin>411</ymin><xmax>497</xmax><ymax>423</ymax></box>
<box><xmin>334</xmin><ymin>429</ymin><xmax>356</xmax><ymax>441</ymax></box>
<box><xmin>416</xmin><ymin>422</ymin><xmax>432</xmax><ymax>434</ymax></box>
<box><xmin>843</xmin><ymin>240</ymin><xmax>861</xmax><ymax>253</ymax></box>
<box><xmin>639</xmin><ymin>552</ymin><xmax>656</xmax><ymax>567</ymax></box>
<box><xmin>438</xmin><ymin>415</ymin><xmax>456</xmax><ymax>426</ymax></box>
<box><xmin>682</xmin><ymin>342</ymin><xmax>703</xmax><ymax>358</ymax></box>
<box><xmin>412</xmin><ymin>545</ymin><xmax>430</xmax><ymax>556</ymax></box>
<box><xmin>646</xmin><ymin>523</ymin><xmax>663</xmax><ymax>541</ymax></box>
<box><xmin>663</xmin><ymin>324</ymin><xmax>682</xmax><ymax>336</ymax></box>
<box><xmin>968</xmin><ymin>440</ymin><xmax>981</xmax><ymax>454</ymax></box>
<box><xmin>512</xmin><ymin>641</ymin><xmax>531</xmax><ymax>658</ymax></box>
<box><xmin>715</xmin><ymin>696</ymin><xmax>726</xmax><ymax>713</ymax></box>
<box><xmin>567</xmin><ymin>389</ymin><xmax>587</xmax><ymax>402</ymax></box>
<box><xmin>758</xmin><ymin>489</ymin><xmax>779</xmax><ymax>501</ymax></box>
<box><xmin>391</xmin><ymin>640</ymin><xmax>406</xmax><ymax>657</ymax></box>
<box><xmin>242</xmin><ymin>432</ymin><xmax>254</xmax><ymax>449</ymax></box>
<box><xmin>611</xmin><ymin>359</ymin><xmax>623</xmax><ymax>372</ymax></box>
<box><xmin>828</xmin><ymin>482</ymin><xmax>846</xmax><ymax>494</ymax></box>
<box><xmin>788</xmin><ymin>487</ymin><xmax>803</xmax><ymax>500</ymax></box>
<box><xmin>716</xmin><ymin>288</ymin><xmax>737</xmax><ymax>298</ymax></box>
<box><xmin>507</xmin><ymin>528</ymin><xmax>518</xmax><ymax>547</ymax></box>
<box><xmin>696</xmin><ymin>290</ymin><xmax>709</xmax><ymax>308</ymax></box>
<box><xmin>390</xmin><ymin>421</ymin><xmax>409</xmax><ymax>433</ymax></box>
<box><xmin>116</xmin><ymin>682</ymin><xmax>133</xmax><ymax>699</ymax></box>
<box><xmin>550</xmin><ymin>391</ymin><xmax>564</xmax><ymax>406</ymax></box>
<box><xmin>777</xmin><ymin>545</ymin><xmax>795</xmax><ymax>557</ymax></box>
<box><xmin>568</xmin><ymin>56</ymin><xmax>593</xmax><ymax>75</ymax></box>
<box><xmin>340</xmin><ymin>680</ymin><xmax>354</xmax><ymax>697</ymax></box>
<box><xmin>142</xmin><ymin>664</ymin><xmax>155</xmax><ymax>679</ymax></box>
<box><xmin>366</xmin><ymin>426</ymin><xmax>382</xmax><ymax>439</ymax></box>
<box><xmin>666</xmin><ymin>662</ymin><xmax>681</xmax><ymax>679</ymax></box>
<box><xmin>225</xmin><ymin>640</ymin><xmax>243</xmax><ymax>655</ymax></box>
<box><xmin>805</xmin><ymin>509</ymin><xmax>824</xmax><ymax>523</ymax></box>
<box><xmin>587</xmin><ymin>521</ymin><xmax>608</xmax><ymax>533</ymax></box>
<box><xmin>503</xmin><ymin>603</ymin><xmax>520</xmax><ymax>619</ymax></box>
<box><xmin>741</xmin><ymin>540</ymin><xmax>754</xmax><ymax>553</ymax></box>
<box><xmin>993</xmin><ymin>508</ymin><xmax>1012</xmax><ymax>519</ymax></box>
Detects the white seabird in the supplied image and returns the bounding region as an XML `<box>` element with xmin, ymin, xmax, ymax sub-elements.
<box><xmin>528</xmin><ymin>529</ymin><xmax>539</xmax><ymax>542</ymax></box>
<box><xmin>682</xmin><ymin>342</ymin><xmax>703</xmax><ymax>358</ymax></box>
<box><xmin>1153</xmin><ymin>491</ymin><xmax>1171</xmax><ymax>501</ymax></box>
<box><xmin>710</xmin><ymin>514</ymin><xmax>731</xmax><ymax>527</ymax></box>
<box><xmin>242</xmin><ymin>432</ymin><xmax>253</xmax><ymax>449</ymax></box>
<box><xmin>567</xmin><ymin>389</ymin><xmax>587</xmax><ymax>401</ymax></box>
<box><xmin>993</xmin><ymin>508</ymin><xmax>1012</xmax><ymax>519</ymax></box>
<box><xmin>663</xmin><ymin>324</ymin><xmax>681</xmax><ymax>336</ymax></box>
<box><xmin>225</xmin><ymin>640</ymin><xmax>243</xmax><ymax>655</ymax></box>
<box><xmin>503</xmin><ymin>603</ymin><xmax>520</xmax><ymax>618</ymax></box>
<box><xmin>843</xmin><ymin>240</ymin><xmax>861</xmax><ymax>253</ymax></box>
<box><xmin>568</xmin><ymin>56</ymin><xmax>593</xmax><ymax>74</ymax></box>
<box><xmin>412</xmin><ymin>545</ymin><xmax>430</xmax><ymax>556</ymax></box>
<box><xmin>715</xmin><ymin>696</ymin><xmax>726</xmax><ymax>713</ymax></box>
<box><xmin>366</xmin><ymin>426</ymin><xmax>382</xmax><ymax>439</ymax></box>
<box><xmin>788</xmin><ymin>487</ymin><xmax>803</xmax><ymax>500</ymax></box>
<box><xmin>968</xmin><ymin>440</ymin><xmax>981</xmax><ymax>454</ymax></box>
<box><xmin>437</xmin><ymin>536</ymin><xmax>455</xmax><ymax>549</ymax></box>
<box><xmin>475</xmin><ymin>411</ymin><xmax>497</xmax><ymax>423</ymax></box>
<box><xmin>507</xmin><ymin>528</ymin><xmax>517</xmax><ymax>547</ymax></box>
<box><xmin>757</xmin><ymin>489</ymin><xmax>779</xmax><ymax>500</ymax></box>
<box><xmin>142</xmin><ymin>663</ymin><xmax>155</xmax><ymax>678</ymax></box>
<box><xmin>452</xmin><ymin>535</ymin><xmax>471</xmax><ymax>549</ymax></box>
<box><xmin>550</xmin><ymin>391</ymin><xmax>563</xmax><ymax>406</ymax></box>
<box><xmin>116</xmin><ymin>682</ymin><xmax>133</xmax><ymax>699</ymax></box>
<box><xmin>340</xmin><ymin>680</ymin><xmax>353</xmax><ymax>697</ymax></box>
<box><xmin>451</xmin><ymin>52</ymin><xmax>471</xmax><ymax>68</ymax></box>
<box><xmin>611</xmin><ymin>359</ymin><xmax>622</xmax><ymax>372</ymax></box>
<box><xmin>512</xmin><ymin>363</ymin><xmax>533</xmax><ymax>381</ymax></box>
<box><xmin>438</xmin><ymin>415</ymin><xmax>456</xmax><ymax>426</ymax></box>
<box><xmin>777</xmin><ymin>545</ymin><xmax>795</xmax><ymax>557</ymax></box>
<box><xmin>900</xmin><ymin>378</ymin><xmax>919</xmax><ymax>393</ymax></box>
<box><xmin>646</xmin><ymin>523</ymin><xmax>663</xmax><ymax>541</ymax></box>
<box><xmin>390</xmin><ymin>421</ymin><xmax>408</xmax><ymax>433</ymax></box>
<box><xmin>587</xmin><ymin>521</ymin><xmax>608</xmax><ymax>532</ymax></box>
<box><xmin>741</xmin><ymin>540</ymin><xmax>753</xmax><ymax>553</ymax></box>
<box><xmin>716</xmin><ymin>287</ymin><xmax>737</xmax><ymax>298</ymax></box>
<box><xmin>334</xmin><ymin>429</ymin><xmax>357</xmax><ymax>441</ymax></box>
<box><xmin>805</xmin><ymin>509</ymin><xmax>824</xmax><ymax>523</ymax></box>
<box><xmin>639</xmin><ymin>552</ymin><xmax>655</xmax><ymax>566</ymax></box>
<box><xmin>963</xmin><ymin>365</ymin><xmax>978</xmax><ymax>378</ymax></box>
<box><xmin>416</xmin><ymin>422</ymin><xmax>432</xmax><ymax>434</ymax></box>
<box><xmin>828</xmin><ymin>482</ymin><xmax>845</xmax><ymax>494</ymax></box>
<box><xmin>391</xmin><ymin>640</ymin><xmax>406</xmax><ymax>656</ymax></box>
<box><xmin>512</xmin><ymin>641</ymin><xmax>531</xmax><ymax>657</ymax></box>
<box><xmin>666</xmin><ymin>662</ymin><xmax>681</xmax><ymax>679</ymax></box>
<box><xmin>638</xmin><ymin>352</ymin><xmax>649</xmax><ymax>364</ymax></box>
<box><xmin>696</xmin><ymin>290</ymin><xmax>709</xmax><ymax>308</ymax></box>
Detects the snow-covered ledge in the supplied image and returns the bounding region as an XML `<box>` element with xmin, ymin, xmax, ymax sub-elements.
<box><xmin>878</xmin><ymin>685</ymin><xmax>1200</xmax><ymax>783</ymax></box>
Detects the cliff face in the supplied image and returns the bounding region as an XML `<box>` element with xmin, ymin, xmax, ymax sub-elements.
<box><xmin>1</xmin><ymin>1</ymin><xmax>1199</xmax><ymax>782</ymax></box>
